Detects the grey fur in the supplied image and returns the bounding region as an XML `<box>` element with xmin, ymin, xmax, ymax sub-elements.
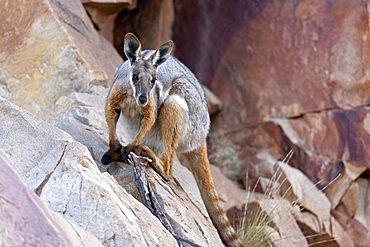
<box><xmin>114</xmin><ymin>50</ymin><xmax>210</xmax><ymax>156</ymax></box>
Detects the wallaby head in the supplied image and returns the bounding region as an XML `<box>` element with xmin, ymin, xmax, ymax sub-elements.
<box><xmin>124</xmin><ymin>33</ymin><xmax>174</xmax><ymax>107</ymax></box>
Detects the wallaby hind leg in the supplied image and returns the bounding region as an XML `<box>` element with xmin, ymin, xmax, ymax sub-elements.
<box><xmin>158</xmin><ymin>96</ymin><xmax>187</xmax><ymax>178</ymax></box>
<box><xmin>183</xmin><ymin>142</ymin><xmax>244</xmax><ymax>247</ymax></box>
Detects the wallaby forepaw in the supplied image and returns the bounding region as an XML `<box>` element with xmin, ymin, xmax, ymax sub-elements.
<box><xmin>101</xmin><ymin>147</ymin><xmax>125</xmax><ymax>165</ymax></box>
<box><xmin>101</xmin><ymin>150</ymin><xmax>117</xmax><ymax>165</ymax></box>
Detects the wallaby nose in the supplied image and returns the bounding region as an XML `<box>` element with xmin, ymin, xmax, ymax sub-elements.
<box><xmin>139</xmin><ymin>95</ymin><xmax>147</xmax><ymax>105</ymax></box>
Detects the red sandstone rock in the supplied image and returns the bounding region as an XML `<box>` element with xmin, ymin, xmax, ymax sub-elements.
<box><xmin>173</xmin><ymin>0</ymin><xmax>370</xmax><ymax>190</ymax></box>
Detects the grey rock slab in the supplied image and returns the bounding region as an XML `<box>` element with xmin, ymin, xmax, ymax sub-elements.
<box><xmin>0</xmin><ymin>148</ymin><xmax>103</xmax><ymax>247</ymax></box>
<box><xmin>0</xmin><ymin>97</ymin><xmax>177</xmax><ymax>247</ymax></box>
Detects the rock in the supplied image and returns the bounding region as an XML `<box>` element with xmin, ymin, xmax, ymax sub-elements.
<box><xmin>174</xmin><ymin>0</ymin><xmax>370</xmax><ymax>126</ymax></box>
<box><xmin>268</xmin><ymin>108</ymin><xmax>370</xmax><ymax>188</ymax></box>
<box><xmin>337</xmin><ymin>178</ymin><xmax>370</xmax><ymax>246</ymax></box>
<box><xmin>337</xmin><ymin>181</ymin><xmax>359</xmax><ymax>219</ymax></box>
<box><xmin>173</xmin><ymin>0</ymin><xmax>370</xmax><ymax>227</ymax></box>
<box><xmin>355</xmin><ymin>178</ymin><xmax>370</xmax><ymax>230</ymax></box>
<box><xmin>247</xmin><ymin>161</ymin><xmax>354</xmax><ymax>247</ymax></box>
<box><xmin>324</xmin><ymin>170</ymin><xmax>352</xmax><ymax>209</ymax></box>
<box><xmin>209</xmin><ymin>165</ymin><xmax>247</xmax><ymax>211</ymax></box>
<box><xmin>114</xmin><ymin>0</ymin><xmax>174</xmax><ymax>56</ymax></box>
<box><xmin>228</xmin><ymin>198</ymin><xmax>308</xmax><ymax>247</ymax></box>
<box><xmin>0</xmin><ymin>148</ymin><xmax>103</xmax><ymax>247</ymax></box>
<box><xmin>262</xmin><ymin>199</ymin><xmax>308</xmax><ymax>247</ymax></box>
<box><xmin>345</xmin><ymin>218</ymin><xmax>370</xmax><ymax>247</ymax></box>
<box><xmin>97</xmin><ymin>13</ymin><xmax>118</xmax><ymax>44</ymax></box>
<box><xmin>0</xmin><ymin>0</ymin><xmax>122</xmax><ymax>120</ymax></box>
<box><xmin>2</xmin><ymin>83</ymin><xmax>227</xmax><ymax>246</ymax></box>
<box><xmin>203</xmin><ymin>85</ymin><xmax>223</xmax><ymax>116</ymax></box>
<box><xmin>51</xmin><ymin>86</ymin><xmax>118</xmax><ymax>165</ymax></box>
<box><xmin>276</xmin><ymin>161</ymin><xmax>331</xmax><ymax>223</ymax></box>
<box><xmin>295</xmin><ymin>212</ymin><xmax>339</xmax><ymax>247</ymax></box>
<box><xmin>0</xmin><ymin>97</ymin><xmax>178</xmax><ymax>247</ymax></box>
<box><xmin>81</xmin><ymin>0</ymin><xmax>132</xmax><ymax>29</ymax></box>
<box><xmin>330</xmin><ymin>217</ymin><xmax>355</xmax><ymax>247</ymax></box>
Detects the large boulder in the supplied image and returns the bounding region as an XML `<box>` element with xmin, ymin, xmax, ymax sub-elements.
<box><xmin>0</xmin><ymin>148</ymin><xmax>102</xmax><ymax>247</ymax></box>
<box><xmin>0</xmin><ymin>97</ymin><xmax>178</xmax><ymax>247</ymax></box>
<box><xmin>0</xmin><ymin>0</ymin><xmax>122</xmax><ymax>120</ymax></box>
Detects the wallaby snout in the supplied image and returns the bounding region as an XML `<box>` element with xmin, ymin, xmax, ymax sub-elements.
<box><xmin>138</xmin><ymin>95</ymin><xmax>147</xmax><ymax>105</ymax></box>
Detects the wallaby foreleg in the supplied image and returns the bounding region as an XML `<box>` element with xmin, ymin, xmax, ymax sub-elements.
<box><xmin>102</xmin><ymin>83</ymin><xmax>125</xmax><ymax>165</ymax></box>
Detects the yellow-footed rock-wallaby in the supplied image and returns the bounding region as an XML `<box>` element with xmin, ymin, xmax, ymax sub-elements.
<box><xmin>101</xmin><ymin>33</ymin><xmax>244</xmax><ymax>247</ymax></box>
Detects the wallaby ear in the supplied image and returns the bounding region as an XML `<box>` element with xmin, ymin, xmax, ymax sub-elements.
<box><xmin>124</xmin><ymin>33</ymin><xmax>142</xmax><ymax>66</ymax></box>
<box><xmin>150</xmin><ymin>40</ymin><xmax>174</xmax><ymax>68</ymax></box>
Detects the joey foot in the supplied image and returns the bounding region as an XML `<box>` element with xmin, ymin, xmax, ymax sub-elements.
<box><xmin>123</xmin><ymin>144</ymin><xmax>170</xmax><ymax>182</ymax></box>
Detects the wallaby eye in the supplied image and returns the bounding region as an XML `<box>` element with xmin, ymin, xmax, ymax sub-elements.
<box><xmin>132</xmin><ymin>74</ymin><xmax>139</xmax><ymax>82</ymax></box>
<box><xmin>151</xmin><ymin>78</ymin><xmax>157</xmax><ymax>85</ymax></box>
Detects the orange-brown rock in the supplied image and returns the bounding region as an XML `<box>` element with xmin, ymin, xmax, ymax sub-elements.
<box><xmin>173</xmin><ymin>0</ymin><xmax>370</xmax><ymax>182</ymax></box>
<box><xmin>227</xmin><ymin>198</ymin><xmax>308</xmax><ymax>247</ymax></box>
<box><xmin>81</xmin><ymin>0</ymin><xmax>132</xmax><ymax>29</ymax></box>
<box><xmin>345</xmin><ymin>218</ymin><xmax>370</xmax><ymax>247</ymax></box>
<box><xmin>0</xmin><ymin>0</ymin><xmax>122</xmax><ymax>120</ymax></box>
<box><xmin>295</xmin><ymin>212</ymin><xmax>340</xmax><ymax>247</ymax></box>
<box><xmin>114</xmin><ymin>0</ymin><xmax>174</xmax><ymax>56</ymax></box>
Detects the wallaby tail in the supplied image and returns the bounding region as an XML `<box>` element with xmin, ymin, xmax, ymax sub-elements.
<box><xmin>183</xmin><ymin>142</ymin><xmax>244</xmax><ymax>247</ymax></box>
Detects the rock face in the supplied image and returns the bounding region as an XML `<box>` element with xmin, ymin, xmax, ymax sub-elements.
<box><xmin>114</xmin><ymin>0</ymin><xmax>174</xmax><ymax>55</ymax></box>
<box><xmin>2</xmin><ymin>0</ymin><xmax>369</xmax><ymax>246</ymax></box>
<box><xmin>82</xmin><ymin>0</ymin><xmax>132</xmax><ymax>29</ymax></box>
<box><xmin>171</xmin><ymin>0</ymin><xmax>370</xmax><ymax>245</ymax></box>
<box><xmin>0</xmin><ymin>148</ymin><xmax>102</xmax><ymax>247</ymax></box>
<box><xmin>0</xmin><ymin>0</ymin><xmax>122</xmax><ymax>120</ymax></box>
<box><xmin>0</xmin><ymin>97</ymin><xmax>178</xmax><ymax>247</ymax></box>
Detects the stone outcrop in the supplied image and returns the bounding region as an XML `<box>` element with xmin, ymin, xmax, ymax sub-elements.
<box><xmin>81</xmin><ymin>0</ymin><xmax>133</xmax><ymax>29</ymax></box>
<box><xmin>0</xmin><ymin>74</ymin><xmax>226</xmax><ymax>246</ymax></box>
<box><xmin>170</xmin><ymin>1</ymin><xmax>370</xmax><ymax>245</ymax></box>
<box><xmin>0</xmin><ymin>0</ymin><xmax>122</xmax><ymax>120</ymax></box>
<box><xmin>114</xmin><ymin>0</ymin><xmax>174</xmax><ymax>56</ymax></box>
<box><xmin>0</xmin><ymin>148</ymin><xmax>102</xmax><ymax>247</ymax></box>
<box><xmin>0</xmin><ymin>97</ymin><xmax>178</xmax><ymax>247</ymax></box>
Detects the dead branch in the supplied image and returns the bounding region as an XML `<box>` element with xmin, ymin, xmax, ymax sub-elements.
<box><xmin>128</xmin><ymin>152</ymin><xmax>203</xmax><ymax>247</ymax></box>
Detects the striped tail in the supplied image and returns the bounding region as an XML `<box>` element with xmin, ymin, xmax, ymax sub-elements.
<box><xmin>183</xmin><ymin>142</ymin><xmax>244</xmax><ymax>247</ymax></box>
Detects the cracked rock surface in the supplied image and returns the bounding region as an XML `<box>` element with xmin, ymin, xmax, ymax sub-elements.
<box><xmin>0</xmin><ymin>148</ymin><xmax>102</xmax><ymax>247</ymax></box>
<box><xmin>0</xmin><ymin>0</ymin><xmax>122</xmax><ymax>120</ymax></box>
<box><xmin>0</xmin><ymin>97</ymin><xmax>178</xmax><ymax>247</ymax></box>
